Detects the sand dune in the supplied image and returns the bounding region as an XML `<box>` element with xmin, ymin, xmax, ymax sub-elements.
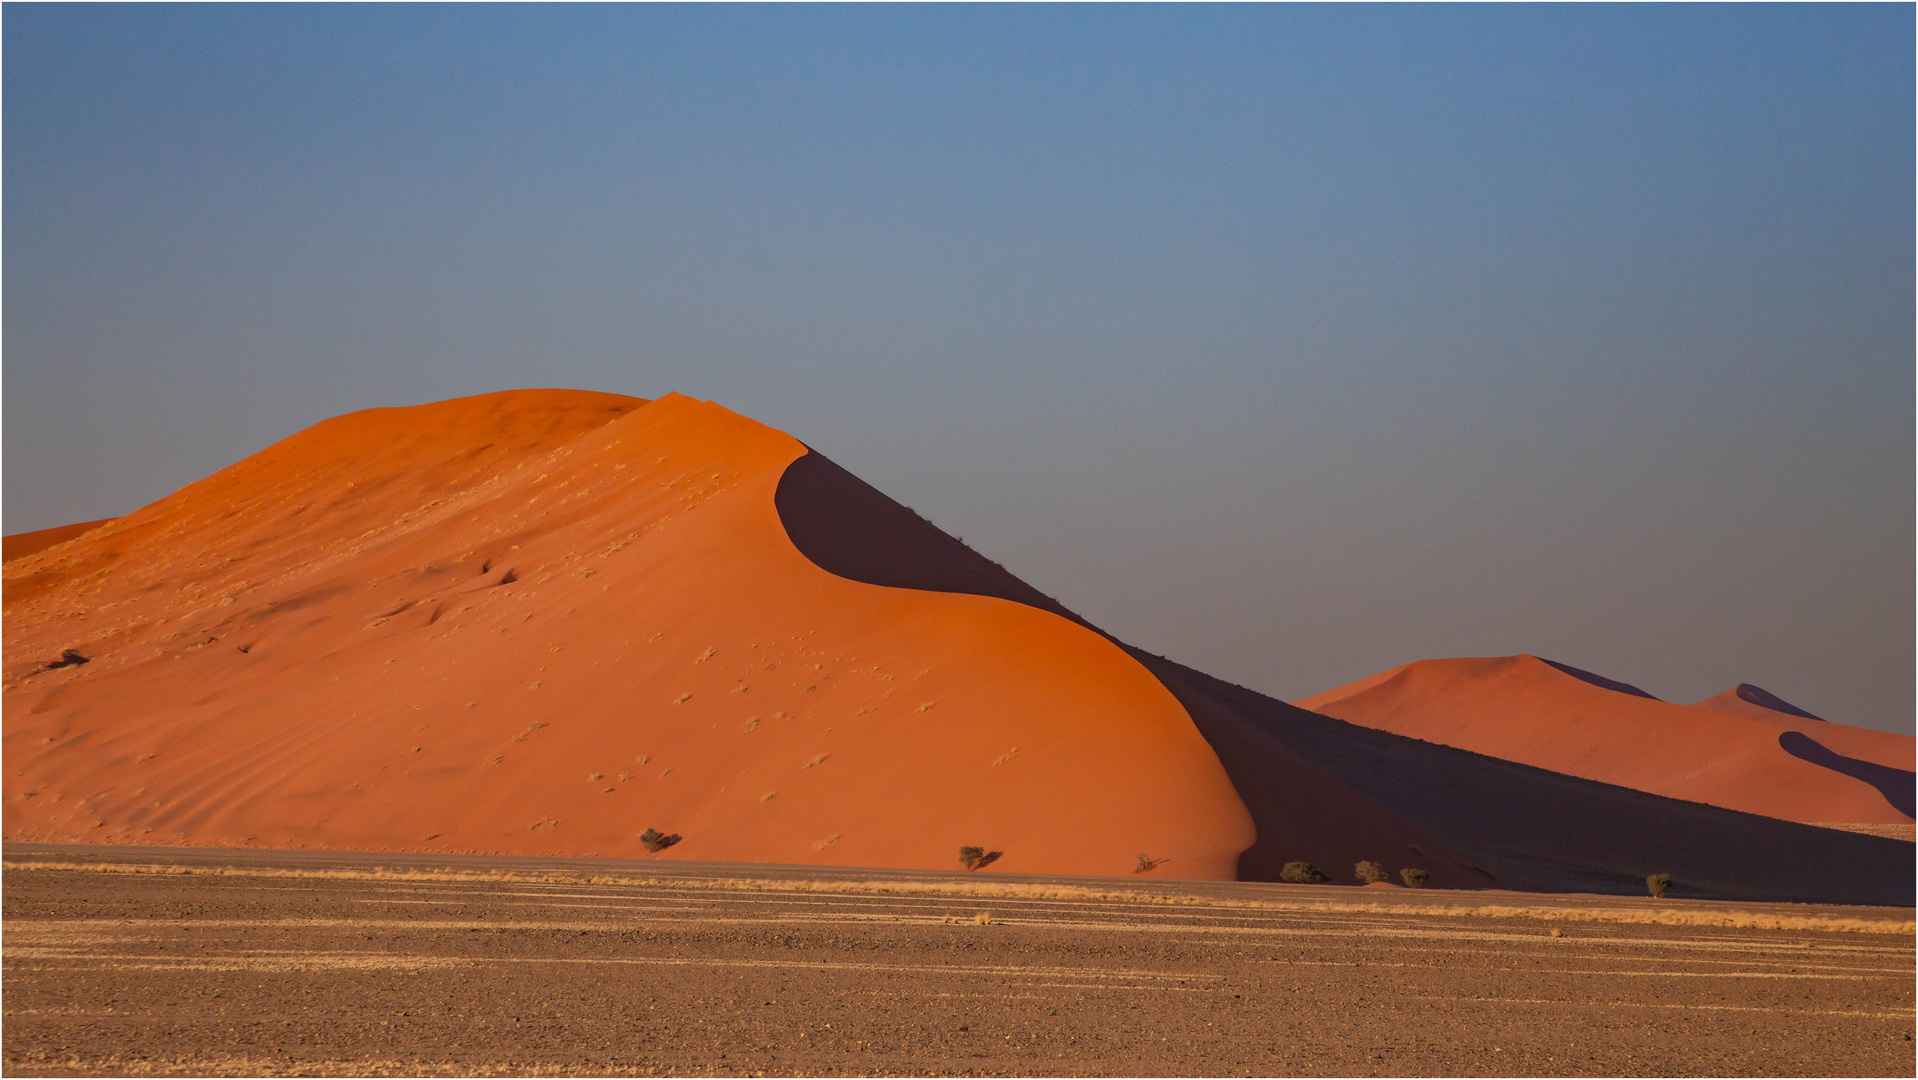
<box><xmin>2</xmin><ymin>519</ymin><xmax>114</xmax><ymax>563</ymax></box>
<box><xmin>772</xmin><ymin>450</ymin><xmax>1912</xmax><ymax>905</ymax></box>
<box><xmin>3</xmin><ymin>391</ymin><xmax>1251</xmax><ymax>877</ymax></box>
<box><xmin>5</xmin><ymin>389</ymin><xmax>1910</xmax><ymax>904</ymax></box>
<box><xmin>1296</xmin><ymin>655</ymin><xmax>1914</xmax><ymax>826</ymax></box>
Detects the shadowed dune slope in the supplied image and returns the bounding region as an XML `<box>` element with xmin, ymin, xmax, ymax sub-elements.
<box><xmin>772</xmin><ymin>451</ymin><xmax>1914</xmax><ymax>905</ymax></box>
<box><xmin>3</xmin><ymin>520</ymin><xmax>115</xmax><ymax>564</ymax></box>
<box><xmin>775</xmin><ymin>451</ymin><xmax>1488</xmax><ymax>888</ymax></box>
<box><xmin>3</xmin><ymin>391</ymin><xmax>1253</xmax><ymax>877</ymax></box>
<box><xmin>1297</xmin><ymin>656</ymin><xmax>1915</xmax><ymax>826</ymax></box>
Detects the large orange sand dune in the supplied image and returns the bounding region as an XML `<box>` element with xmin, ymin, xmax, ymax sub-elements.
<box><xmin>6</xmin><ymin>390</ymin><xmax>1911</xmax><ymax>904</ymax></box>
<box><xmin>3</xmin><ymin>391</ymin><xmax>1253</xmax><ymax>875</ymax></box>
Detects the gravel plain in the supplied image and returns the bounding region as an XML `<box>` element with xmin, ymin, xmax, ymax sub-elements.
<box><xmin>3</xmin><ymin>844</ymin><xmax>1913</xmax><ymax>1077</ymax></box>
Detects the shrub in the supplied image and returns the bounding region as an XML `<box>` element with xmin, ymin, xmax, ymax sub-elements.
<box><xmin>1354</xmin><ymin>860</ymin><xmax>1388</xmax><ymax>884</ymax></box>
<box><xmin>1646</xmin><ymin>873</ymin><xmax>1671</xmax><ymax>899</ymax></box>
<box><xmin>1280</xmin><ymin>861</ymin><xmax>1327</xmax><ymax>884</ymax></box>
<box><xmin>639</xmin><ymin>828</ymin><xmax>681</xmax><ymax>853</ymax></box>
<box><xmin>959</xmin><ymin>846</ymin><xmax>1002</xmax><ymax>871</ymax></box>
<box><xmin>1399</xmin><ymin>868</ymin><xmax>1429</xmax><ymax>888</ymax></box>
<box><xmin>1135</xmin><ymin>854</ymin><xmax>1168</xmax><ymax>874</ymax></box>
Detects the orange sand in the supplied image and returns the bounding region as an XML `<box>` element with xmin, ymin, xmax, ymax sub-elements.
<box><xmin>3</xmin><ymin>391</ymin><xmax>1254</xmax><ymax>876</ymax></box>
<box><xmin>3</xmin><ymin>519</ymin><xmax>114</xmax><ymax>563</ymax></box>
<box><xmin>1689</xmin><ymin>686</ymin><xmax>1912</xmax><ymax>770</ymax></box>
<box><xmin>1296</xmin><ymin>655</ymin><xmax>1914</xmax><ymax>826</ymax></box>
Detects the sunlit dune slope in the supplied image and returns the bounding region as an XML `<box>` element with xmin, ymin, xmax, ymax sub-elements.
<box><xmin>3</xmin><ymin>390</ymin><xmax>1254</xmax><ymax>877</ymax></box>
<box><xmin>1297</xmin><ymin>655</ymin><xmax>1915</xmax><ymax>826</ymax></box>
<box><xmin>1690</xmin><ymin>685</ymin><xmax>1913</xmax><ymax>771</ymax></box>
<box><xmin>3</xmin><ymin>519</ymin><xmax>115</xmax><ymax>564</ymax></box>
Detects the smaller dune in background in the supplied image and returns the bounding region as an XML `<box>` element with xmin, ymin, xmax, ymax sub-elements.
<box><xmin>1296</xmin><ymin>654</ymin><xmax>1915</xmax><ymax>829</ymax></box>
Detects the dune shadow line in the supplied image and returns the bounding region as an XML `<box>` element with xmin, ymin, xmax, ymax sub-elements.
<box><xmin>1777</xmin><ymin>731</ymin><xmax>1915</xmax><ymax>819</ymax></box>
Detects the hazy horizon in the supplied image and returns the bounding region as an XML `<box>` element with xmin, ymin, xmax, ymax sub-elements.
<box><xmin>6</xmin><ymin>5</ymin><xmax>1912</xmax><ymax>731</ymax></box>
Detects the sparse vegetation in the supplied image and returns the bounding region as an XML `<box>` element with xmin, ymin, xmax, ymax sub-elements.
<box><xmin>1400</xmin><ymin>868</ymin><xmax>1430</xmax><ymax>888</ymax></box>
<box><xmin>1135</xmin><ymin>854</ymin><xmax>1168</xmax><ymax>874</ymax></box>
<box><xmin>1646</xmin><ymin>873</ymin><xmax>1672</xmax><ymax>899</ymax></box>
<box><xmin>959</xmin><ymin>846</ymin><xmax>1003</xmax><ymax>871</ymax></box>
<box><xmin>1354</xmin><ymin>860</ymin><xmax>1388</xmax><ymax>884</ymax></box>
<box><xmin>10</xmin><ymin>859</ymin><xmax>1911</xmax><ymax>934</ymax></box>
<box><xmin>1281</xmin><ymin>861</ymin><xmax>1327</xmax><ymax>884</ymax></box>
<box><xmin>639</xmin><ymin>828</ymin><xmax>681</xmax><ymax>853</ymax></box>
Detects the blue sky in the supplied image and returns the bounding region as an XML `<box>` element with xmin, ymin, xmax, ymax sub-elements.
<box><xmin>6</xmin><ymin>4</ymin><xmax>1912</xmax><ymax>729</ymax></box>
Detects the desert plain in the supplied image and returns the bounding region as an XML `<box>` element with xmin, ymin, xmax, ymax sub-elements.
<box><xmin>5</xmin><ymin>844</ymin><xmax>1914</xmax><ymax>1078</ymax></box>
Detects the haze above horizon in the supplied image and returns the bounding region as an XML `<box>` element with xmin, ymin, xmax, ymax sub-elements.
<box><xmin>5</xmin><ymin>5</ymin><xmax>1911</xmax><ymax>731</ymax></box>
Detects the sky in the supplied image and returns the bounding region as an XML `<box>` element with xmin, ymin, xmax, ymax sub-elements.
<box><xmin>6</xmin><ymin>4</ymin><xmax>1913</xmax><ymax>732</ymax></box>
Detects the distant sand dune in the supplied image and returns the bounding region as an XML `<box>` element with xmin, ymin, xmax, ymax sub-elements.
<box><xmin>1296</xmin><ymin>654</ymin><xmax>1914</xmax><ymax>827</ymax></box>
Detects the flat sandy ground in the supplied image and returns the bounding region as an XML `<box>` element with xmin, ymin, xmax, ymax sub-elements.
<box><xmin>4</xmin><ymin>845</ymin><xmax>1913</xmax><ymax>1077</ymax></box>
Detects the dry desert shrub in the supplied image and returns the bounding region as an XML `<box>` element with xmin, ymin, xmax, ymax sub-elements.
<box><xmin>1280</xmin><ymin>861</ymin><xmax>1326</xmax><ymax>884</ymax></box>
<box><xmin>1646</xmin><ymin>873</ymin><xmax>1672</xmax><ymax>899</ymax></box>
<box><xmin>1354</xmin><ymin>860</ymin><xmax>1388</xmax><ymax>884</ymax></box>
<box><xmin>638</xmin><ymin>828</ymin><xmax>681</xmax><ymax>853</ymax></box>
<box><xmin>1135</xmin><ymin>854</ymin><xmax>1168</xmax><ymax>874</ymax></box>
<box><xmin>959</xmin><ymin>846</ymin><xmax>1002</xmax><ymax>871</ymax></box>
<box><xmin>1400</xmin><ymin>868</ymin><xmax>1429</xmax><ymax>888</ymax></box>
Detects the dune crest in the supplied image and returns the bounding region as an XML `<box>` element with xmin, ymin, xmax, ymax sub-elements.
<box><xmin>4</xmin><ymin>390</ymin><xmax>1253</xmax><ymax>877</ymax></box>
<box><xmin>2</xmin><ymin>519</ymin><xmax>116</xmax><ymax>564</ymax></box>
<box><xmin>1297</xmin><ymin>654</ymin><xmax>1914</xmax><ymax>825</ymax></box>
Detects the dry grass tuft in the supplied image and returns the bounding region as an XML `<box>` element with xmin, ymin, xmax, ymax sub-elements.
<box><xmin>6</xmin><ymin>860</ymin><xmax>1909</xmax><ymax>935</ymax></box>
